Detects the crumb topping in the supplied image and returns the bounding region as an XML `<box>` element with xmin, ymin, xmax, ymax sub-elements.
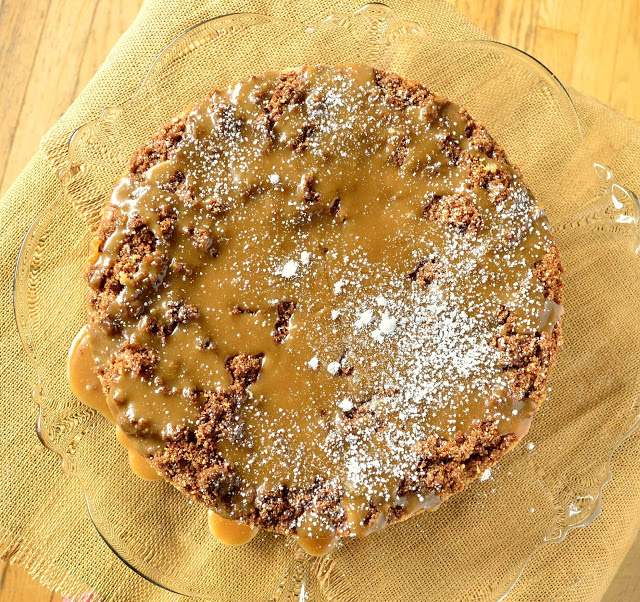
<box><xmin>81</xmin><ymin>64</ymin><xmax>563</xmax><ymax>538</ymax></box>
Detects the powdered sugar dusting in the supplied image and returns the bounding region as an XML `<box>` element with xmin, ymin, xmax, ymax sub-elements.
<box><xmin>103</xmin><ymin>65</ymin><xmax>559</xmax><ymax>529</ymax></box>
<box><xmin>327</xmin><ymin>361</ymin><xmax>341</xmax><ymax>375</ymax></box>
<box><xmin>279</xmin><ymin>260</ymin><xmax>299</xmax><ymax>278</ymax></box>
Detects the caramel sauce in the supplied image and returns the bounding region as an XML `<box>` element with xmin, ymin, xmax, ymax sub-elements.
<box><xmin>207</xmin><ymin>509</ymin><xmax>258</xmax><ymax>545</ymax></box>
<box><xmin>68</xmin><ymin>328</ymin><xmax>162</xmax><ymax>480</ymax></box>
<box><xmin>67</xmin><ymin>326</ymin><xmax>114</xmax><ymax>423</ymax></box>
<box><xmin>69</xmin><ymin>65</ymin><xmax>561</xmax><ymax>544</ymax></box>
<box><xmin>297</xmin><ymin>534</ymin><xmax>336</xmax><ymax>556</ymax></box>
<box><xmin>115</xmin><ymin>426</ymin><xmax>162</xmax><ymax>481</ymax></box>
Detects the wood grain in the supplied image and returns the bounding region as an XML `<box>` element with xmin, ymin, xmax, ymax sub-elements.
<box><xmin>1</xmin><ymin>0</ymin><xmax>638</xmax><ymax>600</ymax></box>
<box><xmin>0</xmin><ymin>562</ymin><xmax>61</xmax><ymax>602</ymax></box>
<box><xmin>0</xmin><ymin>0</ymin><xmax>51</xmax><ymax>193</ymax></box>
<box><xmin>0</xmin><ymin>0</ymin><xmax>144</xmax><ymax>195</ymax></box>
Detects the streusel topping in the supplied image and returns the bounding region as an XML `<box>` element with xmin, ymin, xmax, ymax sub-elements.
<box><xmin>76</xmin><ymin>64</ymin><xmax>562</xmax><ymax>539</ymax></box>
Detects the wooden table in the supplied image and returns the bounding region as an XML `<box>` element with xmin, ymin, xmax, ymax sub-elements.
<box><xmin>1</xmin><ymin>1</ymin><xmax>638</xmax><ymax>600</ymax></box>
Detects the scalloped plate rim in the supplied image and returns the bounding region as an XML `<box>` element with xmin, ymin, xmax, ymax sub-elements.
<box><xmin>12</xmin><ymin>4</ymin><xmax>640</xmax><ymax>600</ymax></box>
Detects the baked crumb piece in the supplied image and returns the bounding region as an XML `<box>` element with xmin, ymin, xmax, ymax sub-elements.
<box><xmin>408</xmin><ymin>421</ymin><xmax>517</xmax><ymax>497</ymax></box>
<box><xmin>459</xmin><ymin>149</ymin><xmax>512</xmax><ymax>206</ymax></box>
<box><xmin>491</xmin><ymin>310</ymin><xmax>559</xmax><ymax>404</ymax></box>
<box><xmin>423</xmin><ymin>192</ymin><xmax>482</xmax><ymax>233</ymax></box>
<box><xmin>87</xmin><ymin>209</ymin><xmax>168</xmax><ymax>322</ymax></box>
<box><xmin>153</xmin><ymin>418</ymin><xmax>241</xmax><ymax>507</ymax></box>
<box><xmin>386</xmin><ymin>505</ymin><xmax>406</xmax><ymax>525</ymax></box>
<box><xmin>291</xmin><ymin>124</ymin><xmax>315</xmax><ymax>153</ymax></box>
<box><xmin>196</xmin><ymin>386</ymin><xmax>246</xmax><ymax>444</ymax></box>
<box><xmin>188</xmin><ymin>228</ymin><xmax>217</xmax><ymax>256</ymax></box>
<box><xmin>205</xmin><ymin>197</ymin><xmax>227</xmax><ymax>216</ymax></box>
<box><xmin>231</xmin><ymin>305</ymin><xmax>258</xmax><ymax>315</ymax></box>
<box><xmin>486</xmin><ymin>168</ymin><xmax>511</xmax><ymax>205</ymax></box>
<box><xmin>534</xmin><ymin>244</ymin><xmax>564</xmax><ymax>303</ymax></box>
<box><xmin>175</xmin><ymin>180</ymin><xmax>195</xmax><ymax>207</ymax></box>
<box><xmin>167</xmin><ymin>301</ymin><xmax>199</xmax><ymax>324</ymax></box>
<box><xmin>329</xmin><ymin>197</ymin><xmax>347</xmax><ymax>222</ymax></box>
<box><xmin>273</xmin><ymin>301</ymin><xmax>297</xmax><ymax>343</ymax></box>
<box><xmin>129</xmin><ymin>117</ymin><xmax>187</xmax><ymax>176</ymax></box>
<box><xmin>267</xmin><ymin>70</ymin><xmax>307</xmax><ymax>120</ymax></box>
<box><xmin>373</xmin><ymin>69</ymin><xmax>442</xmax><ymax>116</ymax></box>
<box><xmin>155</xmin><ymin>204</ymin><xmax>178</xmax><ymax>237</ymax></box>
<box><xmin>390</xmin><ymin>134</ymin><xmax>410</xmax><ymax>167</ymax></box>
<box><xmin>138</xmin><ymin>300</ymin><xmax>199</xmax><ymax>340</ymax></box>
<box><xmin>300</xmin><ymin>173</ymin><xmax>321</xmax><ymax>205</ymax></box>
<box><xmin>408</xmin><ymin>257</ymin><xmax>443</xmax><ymax>287</ymax></box>
<box><xmin>106</xmin><ymin>342</ymin><xmax>158</xmax><ymax>382</ymax></box>
<box><xmin>226</xmin><ymin>354</ymin><xmax>263</xmax><ymax>386</ymax></box>
<box><xmin>439</xmin><ymin>134</ymin><xmax>461</xmax><ymax>164</ymax></box>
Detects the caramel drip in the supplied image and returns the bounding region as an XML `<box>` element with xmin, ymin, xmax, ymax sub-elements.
<box><xmin>68</xmin><ymin>328</ymin><xmax>161</xmax><ymax>480</ymax></box>
<box><xmin>116</xmin><ymin>426</ymin><xmax>162</xmax><ymax>481</ymax></box>
<box><xmin>297</xmin><ymin>534</ymin><xmax>336</xmax><ymax>556</ymax></box>
<box><xmin>67</xmin><ymin>326</ymin><xmax>115</xmax><ymax>423</ymax></box>
<box><xmin>207</xmin><ymin>510</ymin><xmax>258</xmax><ymax>545</ymax></box>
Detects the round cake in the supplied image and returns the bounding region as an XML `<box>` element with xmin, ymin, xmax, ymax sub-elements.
<box><xmin>74</xmin><ymin>64</ymin><xmax>563</xmax><ymax>550</ymax></box>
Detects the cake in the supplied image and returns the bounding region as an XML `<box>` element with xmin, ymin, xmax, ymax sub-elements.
<box><xmin>70</xmin><ymin>64</ymin><xmax>563</xmax><ymax>553</ymax></box>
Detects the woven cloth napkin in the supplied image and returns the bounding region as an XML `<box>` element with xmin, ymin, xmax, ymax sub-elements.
<box><xmin>1</xmin><ymin>1</ymin><xmax>639</xmax><ymax>600</ymax></box>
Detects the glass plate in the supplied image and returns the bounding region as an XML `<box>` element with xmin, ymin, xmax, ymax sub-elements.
<box><xmin>13</xmin><ymin>4</ymin><xmax>640</xmax><ymax>601</ymax></box>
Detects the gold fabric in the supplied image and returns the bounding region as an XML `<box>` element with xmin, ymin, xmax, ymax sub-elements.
<box><xmin>1</xmin><ymin>1</ymin><xmax>640</xmax><ymax>601</ymax></box>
